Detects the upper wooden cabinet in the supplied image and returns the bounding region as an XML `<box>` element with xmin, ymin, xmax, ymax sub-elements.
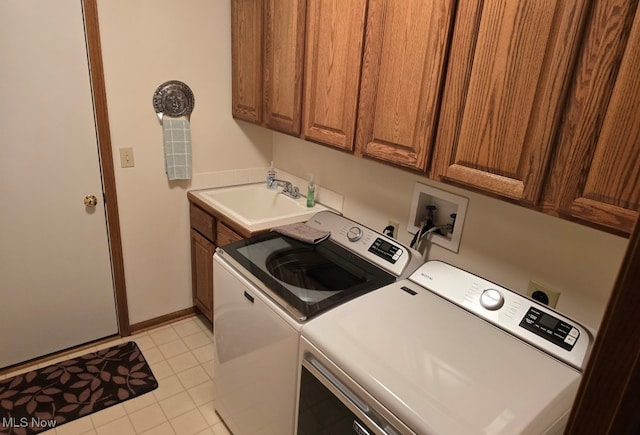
<box><xmin>231</xmin><ymin>0</ymin><xmax>263</xmax><ymax>124</ymax></box>
<box><xmin>302</xmin><ymin>0</ymin><xmax>366</xmax><ymax>150</ymax></box>
<box><xmin>229</xmin><ymin>0</ymin><xmax>639</xmax><ymax>235</ymax></box>
<box><xmin>263</xmin><ymin>0</ymin><xmax>306</xmax><ymax>135</ymax></box>
<box><xmin>544</xmin><ymin>0</ymin><xmax>640</xmax><ymax>235</ymax></box>
<box><xmin>355</xmin><ymin>0</ymin><xmax>455</xmax><ymax>170</ymax></box>
<box><xmin>431</xmin><ymin>1</ymin><xmax>589</xmax><ymax>204</ymax></box>
<box><xmin>231</xmin><ymin>0</ymin><xmax>305</xmax><ymax>135</ymax></box>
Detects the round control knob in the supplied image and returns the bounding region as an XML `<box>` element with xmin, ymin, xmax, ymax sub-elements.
<box><xmin>347</xmin><ymin>226</ymin><xmax>363</xmax><ymax>242</ymax></box>
<box><xmin>480</xmin><ymin>288</ymin><xmax>504</xmax><ymax>310</ymax></box>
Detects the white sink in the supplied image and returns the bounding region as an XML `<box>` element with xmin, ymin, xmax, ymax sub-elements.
<box><xmin>191</xmin><ymin>183</ymin><xmax>329</xmax><ymax>232</ymax></box>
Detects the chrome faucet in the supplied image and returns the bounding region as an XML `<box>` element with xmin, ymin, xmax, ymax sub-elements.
<box><xmin>268</xmin><ymin>178</ymin><xmax>300</xmax><ymax>199</ymax></box>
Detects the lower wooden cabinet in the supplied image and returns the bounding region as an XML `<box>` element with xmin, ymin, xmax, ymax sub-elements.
<box><xmin>216</xmin><ymin>222</ymin><xmax>244</xmax><ymax>247</ymax></box>
<box><xmin>188</xmin><ymin>197</ymin><xmax>256</xmax><ymax>323</ymax></box>
<box><xmin>191</xmin><ymin>229</ymin><xmax>215</xmax><ymax>321</ymax></box>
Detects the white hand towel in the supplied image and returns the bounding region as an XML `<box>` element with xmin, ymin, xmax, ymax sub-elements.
<box><xmin>162</xmin><ymin>116</ymin><xmax>192</xmax><ymax>180</ymax></box>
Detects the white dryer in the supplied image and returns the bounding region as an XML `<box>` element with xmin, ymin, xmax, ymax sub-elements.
<box><xmin>297</xmin><ymin>261</ymin><xmax>594</xmax><ymax>434</ymax></box>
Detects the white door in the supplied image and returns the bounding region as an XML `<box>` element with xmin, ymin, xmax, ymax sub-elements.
<box><xmin>0</xmin><ymin>0</ymin><xmax>118</xmax><ymax>368</ymax></box>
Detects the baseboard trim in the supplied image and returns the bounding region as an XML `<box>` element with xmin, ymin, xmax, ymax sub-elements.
<box><xmin>129</xmin><ymin>307</ymin><xmax>198</xmax><ymax>335</ymax></box>
<box><xmin>1</xmin><ymin>307</ymin><xmax>202</xmax><ymax>376</ymax></box>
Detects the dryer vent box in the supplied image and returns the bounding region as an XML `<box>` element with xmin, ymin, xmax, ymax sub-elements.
<box><xmin>408</xmin><ymin>183</ymin><xmax>468</xmax><ymax>253</ymax></box>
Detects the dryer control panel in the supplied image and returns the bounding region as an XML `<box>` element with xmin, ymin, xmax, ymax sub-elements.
<box><xmin>520</xmin><ymin>307</ymin><xmax>581</xmax><ymax>351</ymax></box>
<box><xmin>409</xmin><ymin>261</ymin><xmax>594</xmax><ymax>371</ymax></box>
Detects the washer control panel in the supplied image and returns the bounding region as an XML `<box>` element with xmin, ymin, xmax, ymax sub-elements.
<box><xmin>304</xmin><ymin>211</ymin><xmax>422</xmax><ymax>279</ymax></box>
<box><xmin>368</xmin><ymin>238</ymin><xmax>404</xmax><ymax>264</ymax></box>
<box><xmin>409</xmin><ymin>261</ymin><xmax>593</xmax><ymax>371</ymax></box>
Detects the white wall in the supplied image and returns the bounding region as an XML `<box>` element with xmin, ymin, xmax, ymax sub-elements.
<box><xmin>97</xmin><ymin>0</ymin><xmax>271</xmax><ymax>324</ymax></box>
<box><xmin>96</xmin><ymin>0</ymin><xmax>628</xmax><ymax>330</ymax></box>
<box><xmin>273</xmin><ymin>133</ymin><xmax>629</xmax><ymax>329</ymax></box>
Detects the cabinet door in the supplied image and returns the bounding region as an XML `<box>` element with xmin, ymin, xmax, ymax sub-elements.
<box><xmin>191</xmin><ymin>229</ymin><xmax>215</xmax><ymax>322</ymax></box>
<box><xmin>302</xmin><ymin>0</ymin><xmax>366</xmax><ymax>150</ymax></box>
<box><xmin>432</xmin><ymin>1</ymin><xmax>589</xmax><ymax>203</ymax></box>
<box><xmin>355</xmin><ymin>0</ymin><xmax>455</xmax><ymax>170</ymax></box>
<box><xmin>550</xmin><ymin>0</ymin><xmax>640</xmax><ymax>235</ymax></box>
<box><xmin>263</xmin><ymin>0</ymin><xmax>306</xmax><ymax>135</ymax></box>
<box><xmin>217</xmin><ymin>222</ymin><xmax>244</xmax><ymax>247</ymax></box>
<box><xmin>231</xmin><ymin>0</ymin><xmax>263</xmax><ymax>124</ymax></box>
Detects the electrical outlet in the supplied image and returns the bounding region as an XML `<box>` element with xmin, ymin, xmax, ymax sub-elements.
<box><xmin>386</xmin><ymin>220</ymin><xmax>399</xmax><ymax>239</ymax></box>
<box><xmin>119</xmin><ymin>147</ymin><xmax>135</xmax><ymax>168</ymax></box>
<box><xmin>527</xmin><ymin>280</ymin><xmax>560</xmax><ymax>308</ymax></box>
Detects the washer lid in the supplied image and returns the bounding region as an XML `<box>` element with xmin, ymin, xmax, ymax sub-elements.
<box><xmin>301</xmin><ymin>280</ymin><xmax>583</xmax><ymax>435</ymax></box>
<box><xmin>219</xmin><ymin>232</ymin><xmax>395</xmax><ymax>320</ymax></box>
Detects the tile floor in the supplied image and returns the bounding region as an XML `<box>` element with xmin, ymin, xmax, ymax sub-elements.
<box><xmin>0</xmin><ymin>315</ymin><xmax>231</xmax><ymax>435</ymax></box>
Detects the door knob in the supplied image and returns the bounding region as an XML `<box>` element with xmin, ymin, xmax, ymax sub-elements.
<box><xmin>84</xmin><ymin>195</ymin><xmax>98</xmax><ymax>207</ymax></box>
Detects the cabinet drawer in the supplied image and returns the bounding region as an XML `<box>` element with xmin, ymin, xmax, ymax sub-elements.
<box><xmin>190</xmin><ymin>204</ymin><xmax>216</xmax><ymax>241</ymax></box>
<box><xmin>217</xmin><ymin>222</ymin><xmax>243</xmax><ymax>246</ymax></box>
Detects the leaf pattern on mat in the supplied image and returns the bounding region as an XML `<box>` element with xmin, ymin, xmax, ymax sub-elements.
<box><xmin>0</xmin><ymin>342</ymin><xmax>157</xmax><ymax>435</ymax></box>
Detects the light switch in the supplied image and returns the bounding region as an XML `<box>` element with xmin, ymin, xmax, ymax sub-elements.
<box><xmin>119</xmin><ymin>147</ymin><xmax>135</xmax><ymax>168</ymax></box>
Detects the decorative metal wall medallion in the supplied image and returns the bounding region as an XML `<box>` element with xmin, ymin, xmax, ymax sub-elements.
<box><xmin>153</xmin><ymin>80</ymin><xmax>195</xmax><ymax>123</ymax></box>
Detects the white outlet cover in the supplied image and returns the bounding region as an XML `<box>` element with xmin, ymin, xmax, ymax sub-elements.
<box><xmin>408</xmin><ymin>182</ymin><xmax>468</xmax><ymax>253</ymax></box>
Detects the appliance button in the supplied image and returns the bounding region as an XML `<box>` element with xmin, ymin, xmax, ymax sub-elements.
<box><xmin>564</xmin><ymin>335</ymin><xmax>577</xmax><ymax>345</ymax></box>
<box><xmin>480</xmin><ymin>288</ymin><xmax>505</xmax><ymax>310</ymax></box>
<box><xmin>568</xmin><ymin>327</ymin><xmax>579</xmax><ymax>338</ymax></box>
<box><xmin>347</xmin><ymin>226</ymin><xmax>363</xmax><ymax>242</ymax></box>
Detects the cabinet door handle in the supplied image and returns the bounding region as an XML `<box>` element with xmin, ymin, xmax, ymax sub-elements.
<box><xmin>243</xmin><ymin>291</ymin><xmax>254</xmax><ymax>304</ymax></box>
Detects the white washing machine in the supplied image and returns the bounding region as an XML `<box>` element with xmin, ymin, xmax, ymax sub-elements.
<box><xmin>213</xmin><ymin>211</ymin><xmax>422</xmax><ymax>435</ymax></box>
<box><xmin>297</xmin><ymin>261</ymin><xmax>594</xmax><ymax>434</ymax></box>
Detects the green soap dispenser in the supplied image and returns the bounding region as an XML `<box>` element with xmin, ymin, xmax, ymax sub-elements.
<box><xmin>306</xmin><ymin>175</ymin><xmax>315</xmax><ymax>208</ymax></box>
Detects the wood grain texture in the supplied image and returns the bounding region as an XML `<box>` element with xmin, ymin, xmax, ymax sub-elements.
<box><xmin>264</xmin><ymin>0</ymin><xmax>306</xmax><ymax>135</ymax></box>
<box><xmin>355</xmin><ymin>0</ymin><xmax>455</xmax><ymax>170</ymax></box>
<box><xmin>549</xmin><ymin>0</ymin><xmax>640</xmax><ymax>235</ymax></box>
<box><xmin>191</xmin><ymin>229</ymin><xmax>215</xmax><ymax>322</ymax></box>
<box><xmin>83</xmin><ymin>0</ymin><xmax>130</xmax><ymax>336</ymax></box>
<box><xmin>573</xmin><ymin>14</ymin><xmax>640</xmax><ymax>213</ymax></box>
<box><xmin>188</xmin><ymin>194</ymin><xmax>269</xmax><ymax>322</ymax></box>
<box><xmin>231</xmin><ymin>0</ymin><xmax>263</xmax><ymax>123</ymax></box>
<box><xmin>216</xmin><ymin>222</ymin><xmax>243</xmax><ymax>247</ymax></box>
<box><xmin>187</xmin><ymin>192</ymin><xmax>261</xmax><ymax>239</ymax></box>
<box><xmin>190</xmin><ymin>203</ymin><xmax>216</xmax><ymax>242</ymax></box>
<box><xmin>302</xmin><ymin>0</ymin><xmax>366</xmax><ymax>150</ymax></box>
<box><xmin>432</xmin><ymin>0</ymin><xmax>588</xmax><ymax>203</ymax></box>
